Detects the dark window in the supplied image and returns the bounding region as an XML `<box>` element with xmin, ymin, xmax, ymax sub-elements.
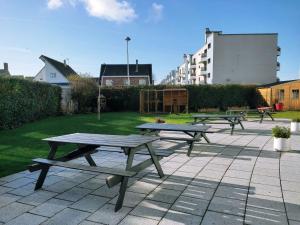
<box><xmin>278</xmin><ymin>89</ymin><xmax>284</xmax><ymax>101</ymax></box>
<box><xmin>292</xmin><ymin>89</ymin><xmax>299</xmax><ymax>99</ymax></box>
<box><xmin>208</xmin><ymin>58</ymin><xmax>211</xmax><ymax>64</ymax></box>
<box><xmin>204</xmin><ymin>49</ymin><xmax>207</xmax><ymax>53</ymax></box>
<box><xmin>208</xmin><ymin>43</ymin><xmax>211</xmax><ymax>49</ymax></box>
<box><xmin>207</xmin><ymin>73</ymin><xmax>211</xmax><ymax>78</ymax></box>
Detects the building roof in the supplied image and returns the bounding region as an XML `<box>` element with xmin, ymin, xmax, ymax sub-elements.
<box><xmin>100</xmin><ymin>64</ymin><xmax>152</xmax><ymax>84</ymax></box>
<box><xmin>257</xmin><ymin>80</ymin><xmax>299</xmax><ymax>88</ymax></box>
<box><xmin>40</xmin><ymin>55</ymin><xmax>78</xmax><ymax>78</ymax></box>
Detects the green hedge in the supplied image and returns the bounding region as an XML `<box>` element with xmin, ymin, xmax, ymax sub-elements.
<box><xmin>101</xmin><ymin>84</ymin><xmax>263</xmax><ymax>112</ymax></box>
<box><xmin>0</xmin><ymin>78</ymin><xmax>61</xmax><ymax>129</ymax></box>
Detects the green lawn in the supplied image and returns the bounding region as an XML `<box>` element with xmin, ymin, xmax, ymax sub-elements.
<box><xmin>0</xmin><ymin>111</ymin><xmax>298</xmax><ymax>177</ymax></box>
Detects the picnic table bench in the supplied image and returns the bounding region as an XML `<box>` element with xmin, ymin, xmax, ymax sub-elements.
<box><xmin>227</xmin><ymin>107</ymin><xmax>275</xmax><ymax>123</ymax></box>
<box><xmin>28</xmin><ymin>133</ymin><xmax>169</xmax><ymax>212</ymax></box>
<box><xmin>192</xmin><ymin>114</ymin><xmax>244</xmax><ymax>135</ymax></box>
<box><xmin>256</xmin><ymin>107</ymin><xmax>275</xmax><ymax>123</ymax></box>
<box><xmin>136</xmin><ymin>123</ymin><xmax>211</xmax><ymax>156</ymax></box>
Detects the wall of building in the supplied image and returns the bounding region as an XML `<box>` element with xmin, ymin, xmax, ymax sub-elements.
<box><xmin>34</xmin><ymin>61</ymin><xmax>69</xmax><ymax>84</ymax></box>
<box><xmin>102</xmin><ymin>76</ymin><xmax>150</xmax><ymax>87</ymax></box>
<box><xmin>212</xmin><ymin>34</ymin><xmax>278</xmax><ymax>85</ymax></box>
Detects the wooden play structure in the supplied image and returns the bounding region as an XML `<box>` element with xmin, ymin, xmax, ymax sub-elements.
<box><xmin>139</xmin><ymin>88</ymin><xmax>188</xmax><ymax>114</ymax></box>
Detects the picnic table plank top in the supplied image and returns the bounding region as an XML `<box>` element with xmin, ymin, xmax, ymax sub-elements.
<box><xmin>136</xmin><ymin>123</ymin><xmax>211</xmax><ymax>132</ymax></box>
<box><xmin>192</xmin><ymin>114</ymin><xmax>243</xmax><ymax>118</ymax></box>
<box><xmin>43</xmin><ymin>133</ymin><xmax>159</xmax><ymax>148</ymax></box>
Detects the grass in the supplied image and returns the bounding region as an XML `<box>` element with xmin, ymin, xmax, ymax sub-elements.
<box><xmin>0</xmin><ymin>111</ymin><xmax>298</xmax><ymax>177</ymax></box>
<box><xmin>272</xmin><ymin>111</ymin><xmax>300</xmax><ymax>120</ymax></box>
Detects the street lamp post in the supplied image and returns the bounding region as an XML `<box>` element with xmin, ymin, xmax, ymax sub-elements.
<box><xmin>125</xmin><ymin>36</ymin><xmax>131</xmax><ymax>86</ymax></box>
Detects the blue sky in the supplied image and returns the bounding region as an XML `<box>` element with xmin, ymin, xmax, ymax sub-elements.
<box><xmin>0</xmin><ymin>0</ymin><xmax>300</xmax><ymax>82</ymax></box>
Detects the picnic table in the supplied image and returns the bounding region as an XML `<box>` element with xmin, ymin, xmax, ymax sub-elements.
<box><xmin>28</xmin><ymin>133</ymin><xmax>172</xmax><ymax>212</ymax></box>
<box><xmin>256</xmin><ymin>107</ymin><xmax>275</xmax><ymax>123</ymax></box>
<box><xmin>192</xmin><ymin>114</ymin><xmax>244</xmax><ymax>135</ymax></box>
<box><xmin>136</xmin><ymin>123</ymin><xmax>211</xmax><ymax>156</ymax></box>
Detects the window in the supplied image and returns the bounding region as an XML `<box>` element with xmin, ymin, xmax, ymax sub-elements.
<box><xmin>278</xmin><ymin>89</ymin><xmax>285</xmax><ymax>101</ymax></box>
<box><xmin>105</xmin><ymin>79</ymin><xmax>113</xmax><ymax>86</ymax></box>
<box><xmin>139</xmin><ymin>79</ymin><xmax>146</xmax><ymax>85</ymax></box>
<box><xmin>204</xmin><ymin>49</ymin><xmax>207</xmax><ymax>53</ymax></box>
<box><xmin>123</xmin><ymin>79</ymin><xmax>129</xmax><ymax>85</ymax></box>
<box><xmin>208</xmin><ymin>43</ymin><xmax>211</xmax><ymax>49</ymax></box>
<box><xmin>292</xmin><ymin>89</ymin><xmax>299</xmax><ymax>99</ymax></box>
<box><xmin>50</xmin><ymin>73</ymin><xmax>56</xmax><ymax>78</ymax></box>
<box><xmin>207</xmin><ymin>73</ymin><xmax>211</xmax><ymax>78</ymax></box>
<box><xmin>207</xmin><ymin>58</ymin><xmax>211</xmax><ymax>64</ymax></box>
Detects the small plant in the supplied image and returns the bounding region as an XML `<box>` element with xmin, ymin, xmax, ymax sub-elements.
<box><xmin>292</xmin><ymin>118</ymin><xmax>300</xmax><ymax>123</ymax></box>
<box><xmin>155</xmin><ymin>118</ymin><xmax>165</xmax><ymax>123</ymax></box>
<box><xmin>272</xmin><ymin>126</ymin><xmax>291</xmax><ymax>138</ymax></box>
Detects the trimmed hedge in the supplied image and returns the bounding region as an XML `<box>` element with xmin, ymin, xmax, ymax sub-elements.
<box><xmin>101</xmin><ymin>84</ymin><xmax>264</xmax><ymax>112</ymax></box>
<box><xmin>0</xmin><ymin>77</ymin><xmax>61</xmax><ymax>129</ymax></box>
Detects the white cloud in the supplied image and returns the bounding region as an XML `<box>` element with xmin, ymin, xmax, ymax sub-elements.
<box><xmin>47</xmin><ymin>0</ymin><xmax>63</xmax><ymax>9</ymax></box>
<box><xmin>147</xmin><ymin>2</ymin><xmax>163</xmax><ymax>23</ymax></box>
<box><xmin>46</xmin><ymin>0</ymin><xmax>137</xmax><ymax>23</ymax></box>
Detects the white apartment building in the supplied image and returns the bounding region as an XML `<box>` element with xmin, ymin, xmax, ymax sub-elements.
<box><xmin>163</xmin><ymin>28</ymin><xmax>280</xmax><ymax>85</ymax></box>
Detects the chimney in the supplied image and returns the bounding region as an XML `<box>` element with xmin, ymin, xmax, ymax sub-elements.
<box><xmin>3</xmin><ymin>63</ymin><xmax>8</xmax><ymax>72</ymax></box>
<box><xmin>135</xmin><ymin>59</ymin><xmax>138</xmax><ymax>72</ymax></box>
<box><xmin>64</xmin><ymin>60</ymin><xmax>67</xmax><ymax>67</ymax></box>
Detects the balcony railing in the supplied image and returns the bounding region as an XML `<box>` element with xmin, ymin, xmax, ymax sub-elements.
<box><xmin>277</xmin><ymin>62</ymin><xmax>280</xmax><ymax>71</ymax></box>
<box><xmin>277</xmin><ymin>47</ymin><xmax>281</xmax><ymax>56</ymax></box>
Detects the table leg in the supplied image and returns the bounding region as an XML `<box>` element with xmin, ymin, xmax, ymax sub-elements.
<box><xmin>201</xmin><ymin>132</ymin><xmax>210</xmax><ymax>143</ymax></box>
<box><xmin>259</xmin><ymin>112</ymin><xmax>264</xmax><ymax>123</ymax></box>
<box><xmin>230</xmin><ymin>120</ymin><xmax>235</xmax><ymax>135</ymax></box>
<box><xmin>268</xmin><ymin>112</ymin><xmax>274</xmax><ymax>121</ymax></box>
<box><xmin>238</xmin><ymin>119</ymin><xmax>245</xmax><ymax>130</ymax></box>
<box><xmin>187</xmin><ymin>132</ymin><xmax>201</xmax><ymax>156</ymax></box>
<box><xmin>85</xmin><ymin>154</ymin><xmax>97</xmax><ymax>167</ymax></box>
<box><xmin>145</xmin><ymin>143</ymin><xmax>164</xmax><ymax>178</ymax></box>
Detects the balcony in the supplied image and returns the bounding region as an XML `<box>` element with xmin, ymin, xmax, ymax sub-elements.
<box><xmin>190</xmin><ymin>62</ymin><xmax>197</xmax><ymax>68</ymax></box>
<box><xmin>277</xmin><ymin>47</ymin><xmax>281</xmax><ymax>56</ymax></box>
<box><xmin>200</xmin><ymin>53</ymin><xmax>207</xmax><ymax>62</ymax></box>
<box><xmin>200</xmin><ymin>67</ymin><xmax>207</xmax><ymax>75</ymax></box>
<box><xmin>277</xmin><ymin>62</ymin><xmax>280</xmax><ymax>71</ymax></box>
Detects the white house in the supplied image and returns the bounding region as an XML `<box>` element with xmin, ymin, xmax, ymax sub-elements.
<box><xmin>34</xmin><ymin>55</ymin><xmax>77</xmax><ymax>87</ymax></box>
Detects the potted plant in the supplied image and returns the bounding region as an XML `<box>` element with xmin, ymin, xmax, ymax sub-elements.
<box><xmin>291</xmin><ymin>118</ymin><xmax>300</xmax><ymax>133</ymax></box>
<box><xmin>272</xmin><ymin>126</ymin><xmax>291</xmax><ymax>151</ymax></box>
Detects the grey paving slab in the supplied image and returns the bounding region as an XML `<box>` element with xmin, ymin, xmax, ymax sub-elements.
<box><xmin>221</xmin><ymin>176</ymin><xmax>249</xmax><ymax>189</ymax></box>
<box><xmin>190</xmin><ymin>176</ymin><xmax>220</xmax><ymax>189</ymax></box>
<box><xmin>44</xmin><ymin>180</ymin><xmax>78</xmax><ymax>193</ymax></box>
<box><xmin>251</xmin><ymin>175</ymin><xmax>281</xmax><ymax>186</ymax></box>
<box><xmin>43</xmin><ymin>208</ymin><xmax>90</xmax><ymax>225</ymax></box>
<box><xmin>17</xmin><ymin>190</ymin><xmax>57</xmax><ymax>206</ymax></box>
<box><xmin>158</xmin><ymin>178</ymin><xmax>190</xmax><ymax>191</ymax></box>
<box><xmin>79</xmin><ymin>221</ymin><xmax>103</xmax><ymax>225</ymax></box>
<box><xmin>29</xmin><ymin>198</ymin><xmax>72</xmax><ymax>217</ymax></box>
<box><xmin>55</xmin><ymin>187</ymin><xmax>92</xmax><ymax>202</ymax></box>
<box><xmin>110</xmin><ymin>191</ymin><xmax>145</xmax><ymax>208</ymax></box>
<box><xmin>78</xmin><ymin>178</ymin><xmax>106</xmax><ymax>190</ymax></box>
<box><xmin>171</xmin><ymin>195</ymin><xmax>209</xmax><ymax>216</ymax></box>
<box><xmin>0</xmin><ymin>202</ymin><xmax>33</xmax><ymax>223</ymax></box>
<box><xmin>8</xmin><ymin>182</ymin><xmax>36</xmax><ymax>196</ymax></box>
<box><xmin>215</xmin><ymin>185</ymin><xmax>248</xmax><ymax>201</ymax></box>
<box><xmin>182</xmin><ymin>185</ymin><xmax>215</xmax><ymax>201</ymax></box>
<box><xmin>282</xmin><ymin>180</ymin><xmax>300</xmax><ymax>193</ymax></box>
<box><xmin>290</xmin><ymin>220</ymin><xmax>300</xmax><ymax>225</ymax></box>
<box><xmin>224</xmin><ymin>169</ymin><xmax>252</xmax><ymax>180</ymax></box>
<box><xmin>245</xmin><ymin>206</ymin><xmax>288</xmax><ymax>225</ymax></box>
<box><xmin>208</xmin><ymin>196</ymin><xmax>246</xmax><ymax>217</ymax></box>
<box><xmin>119</xmin><ymin>215</ymin><xmax>158</xmax><ymax>225</ymax></box>
<box><xmin>130</xmin><ymin>199</ymin><xmax>170</xmax><ymax>221</ymax></box>
<box><xmin>285</xmin><ymin>202</ymin><xmax>300</xmax><ymax>221</ymax></box>
<box><xmin>71</xmin><ymin>195</ymin><xmax>109</xmax><ymax>213</ymax></box>
<box><xmin>147</xmin><ymin>187</ymin><xmax>182</xmax><ymax>204</ymax></box>
<box><xmin>128</xmin><ymin>179</ymin><xmax>159</xmax><ymax>194</ymax></box>
<box><xmin>3</xmin><ymin>177</ymin><xmax>35</xmax><ymax>189</ymax></box>
<box><xmin>92</xmin><ymin>184</ymin><xmax>120</xmax><ymax>198</ymax></box>
<box><xmin>87</xmin><ymin>204</ymin><xmax>131</xmax><ymax>225</ymax></box>
<box><xmin>5</xmin><ymin>213</ymin><xmax>47</xmax><ymax>225</ymax></box>
<box><xmin>201</xmin><ymin>211</ymin><xmax>243</xmax><ymax>225</ymax></box>
<box><xmin>249</xmin><ymin>183</ymin><xmax>282</xmax><ymax>198</ymax></box>
<box><xmin>0</xmin><ymin>193</ymin><xmax>21</xmax><ymax>208</ymax></box>
<box><xmin>247</xmin><ymin>194</ymin><xmax>285</xmax><ymax>212</ymax></box>
<box><xmin>159</xmin><ymin>209</ymin><xmax>202</xmax><ymax>225</ymax></box>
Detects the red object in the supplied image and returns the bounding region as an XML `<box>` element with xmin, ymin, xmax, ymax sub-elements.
<box><xmin>275</xmin><ymin>103</ymin><xmax>283</xmax><ymax>111</ymax></box>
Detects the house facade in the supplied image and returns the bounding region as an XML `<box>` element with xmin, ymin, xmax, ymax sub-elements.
<box><xmin>163</xmin><ymin>28</ymin><xmax>280</xmax><ymax>85</ymax></box>
<box><xmin>0</xmin><ymin>63</ymin><xmax>10</xmax><ymax>77</ymax></box>
<box><xmin>100</xmin><ymin>61</ymin><xmax>152</xmax><ymax>87</ymax></box>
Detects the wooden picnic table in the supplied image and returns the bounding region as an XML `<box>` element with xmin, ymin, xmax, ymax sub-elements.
<box><xmin>192</xmin><ymin>114</ymin><xmax>244</xmax><ymax>135</ymax></box>
<box><xmin>136</xmin><ymin>123</ymin><xmax>211</xmax><ymax>156</ymax></box>
<box><xmin>28</xmin><ymin>133</ymin><xmax>171</xmax><ymax>212</ymax></box>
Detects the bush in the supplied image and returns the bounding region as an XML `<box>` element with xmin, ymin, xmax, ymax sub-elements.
<box><xmin>272</xmin><ymin>126</ymin><xmax>291</xmax><ymax>138</ymax></box>
<box><xmin>0</xmin><ymin>77</ymin><xmax>61</xmax><ymax>129</ymax></box>
<box><xmin>292</xmin><ymin>118</ymin><xmax>300</xmax><ymax>122</ymax></box>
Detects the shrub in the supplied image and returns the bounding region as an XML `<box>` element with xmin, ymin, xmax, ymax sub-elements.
<box><xmin>0</xmin><ymin>77</ymin><xmax>61</xmax><ymax>129</ymax></box>
<box><xmin>272</xmin><ymin>126</ymin><xmax>291</xmax><ymax>138</ymax></box>
<box><xmin>292</xmin><ymin>118</ymin><xmax>300</xmax><ymax>122</ymax></box>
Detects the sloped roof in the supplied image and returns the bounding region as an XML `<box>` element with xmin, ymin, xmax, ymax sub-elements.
<box><xmin>40</xmin><ymin>55</ymin><xmax>77</xmax><ymax>78</ymax></box>
<box><xmin>100</xmin><ymin>64</ymin><xmax>152</xmax><ymax>84</ymax></box>
<box><xmin>257</xmin><ymin>80</ymin><xmax>299</xmax><ymax>88</ymax></box>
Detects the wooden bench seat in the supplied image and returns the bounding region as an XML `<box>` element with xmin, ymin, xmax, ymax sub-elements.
<box><xmin>33</xmin><ymin>158</ymin><xmax>137</xmax><ymax>177</ymax></box>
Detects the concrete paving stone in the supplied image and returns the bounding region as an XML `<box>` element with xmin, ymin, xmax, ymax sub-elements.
<box><xmin>215</xmin><ymin>185</ymin><xmax>248</xmax><ymax>201</ymax></box>
<box><xmin>0</xmin><ymin>172</ymin><xmax>26</xmax><ymax>183</ymax></box>
<box><xmin>43</xmin><ymin>175</ymin><xmax>65</xmax><ymax>186</ymax></box>
<box><xmin>92</xmin><ymin>184</ymin><xmax>120</xmax><ymax>198</ymax></box>
<box><xmin>147</xmin><ymin>187</ymin><xmax>182</xmax><ymax>204</ymax></box>
<box><xmin>18</xmin><ymin>190</ymin><xmax>57</xmax><ymax>206</ymax></box>
<box><xmin>0</xmin><ymin>186</ymin><xmax>12</xmax><ymax>195</ymax></box>
<box><xmin>252</xmin><ymin>168</ymin><xmax>279</xmax><ymax>177</ymax></box>
<box><xmin>128</xmin><ymin>180</ymin><xmax>159</xmax><ymax>194</ymax></box>
<box><xmin>171</xmin><ymin>195</ymin><xmax>209</xmax><ymax>216</ymax></box>
<box><xmin>119</xmin><ymin>215</ymin><xmax>158</xmax><ymax>225</ymax></box>
<box><xmin>87</xmin><ymin>204</ymin><xmax>131</xmax><ymax>225</ymax></box>
<box><xmin>201</xmin><ymin>211</ymin><xmax>243</xmax><ymax>225</ymax></box>
<box><xmin>8</xmin><ymin>182</ymin><xmax>36</xmax><ymax>196</ymax></box>
<box><xmin>42</xmin><ymin>208</ymin><xmax>90</xmax><ymax>225</ymax></box>
<box><xmin>55</xmin><ymin>187</ymin><xmax>92</xmax><ymax>202</ymax></box>
<box><xmin>247</xmin><ymin>194</ymin><xmax>285</xmax><ymax>212</ymax></box>
<box><xmin>79</xmin><ymin>221</ymin><xmax>103</xmax><ymax>225</ymax></box>
<box><xmin>0</xmin><ymin>193</ymin><xmax>21</xmax><ymax>208</ymax></box>
<box><xmin>208</xmin><ymin>196</ymin><xmax>246</xmax><ymax>217</ymax></box>
<box><xmin>190</xmin><ymin>176</ymin><xmax>220</xmax><ymax>189</ymax></box>
<box><xmin>182</xmin><ymin>185</ymin><xmax>215</xmax><ymax>201</ymax></box>
<box><xmin>159</xmin><ymin>209</ymin><xmax>202</xmax><ymax>225</ymax></box>
<box><xmin>245</xmin><ymin>206</ymin><xmax>288</xmax><ymax>225</ymax></box>
<box><xmin>29</xmin><ymin>198</ymin><xmax>72</xmax><ymax>217</ymax></box>
<box><xmin>0</xmin><ymin>202</ymin><xmax>33</xmax><ymax>223</ymax></box>
<box><xmin>5</xmin><ymin>213</ymin><xmax>47</xmax><ymax>225</ymax></box>
<box><xmin>251</xmin><ymin>175</ymin><xmax>281</xmax><ymax>186</ymax></box>
<box><xmin>130</xmin><ymin>199</ymin><xmax>170</xmax><ymax>221</ymax></box>
<box><xmin>285</xmin><ymin>202</ymin><xmax>300</xmax><ymax>221</ymax></box>
<box><xmin>255</xmin><ymin>162</ymin><xmax>279</xmax><ymax>170</ymax></box>
<box><xmin>178</xmin><ymin>165</ymin><xmax>203</xmax><ymax>174</ymax></box>
<box><xmin>204</xmin><ymin>163</ymin><xmax>229</xmax><ymax>172</ymax></box>
<box><xmin>224</xmin><ymin>170</ymin><xmax>252</xmax><ymax>180</ymax></box>
<box><xmin>198</xmin><ymin>169</ymin><xmax>225</xmax><ymax>180</ymax></box>
<box><xmin>3</xmin><ymin>177</ymin><xmax>35</xmax><ymax>189</ymax></box>
<box><xmin>281</xmin><ymin>180</ymin><xmax>300</xmax><ymax>193</ymax></box>
<box><xmin>289</xmin><ymin>220</ymin><xmax>300</xmax><ymax>225</ymax></box>
<box><xmin>221</xmin><ymin>176</ymin><xmax>249</xmax><ymax>189</ymax></box>
<box><xmin>43</xmin><ymin>180</ymin><xmax>78</xmax><ymax>193</ymax></box>
<box><xmin>110</xmin><ymin>191</ymin><xmax>145</xmax><ymax>208</ymax></box>
<box><xmin>210</xmin><ymin>157</ymin><xmax>233</xmax><ymax>166</ymax></box>
<box><xmin>172</xmin><ymin>170</ymin><xmax>198</xmax><ymax>179</ymax></box>
<box><xmin>249</xmin><ymin>183</ymin><xmax>282</xmax><ymax>198</ymax></box>
<box><xmin>71</xmin><ymin>195</ymin><xmax>109</xmax><ymax>213</ymax></box>
<box><xmin>158</xmin><ymin>178</ymin><xmax>189</xmax><ymax>191</ymax></box>
<box><xmin>229</xmin><ymin>163</ymin><xmax>254</xmax><ymax>172</ymax></box>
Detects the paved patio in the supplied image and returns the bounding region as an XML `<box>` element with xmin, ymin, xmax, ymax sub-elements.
<box><xmin>0</xmin><ymin>119</ymin><xmax>299</xmax><ymax>225</ymax></box>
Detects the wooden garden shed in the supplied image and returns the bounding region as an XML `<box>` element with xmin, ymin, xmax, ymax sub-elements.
<box><xmin>257</xmin><ymin>80</ymin><xmax>300</xmax><ymax>110</ymax></box>
<box><xmin>140</xmin><ymin>88</ymin><xmax>188</xmax><ymax>114</ymax></box>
